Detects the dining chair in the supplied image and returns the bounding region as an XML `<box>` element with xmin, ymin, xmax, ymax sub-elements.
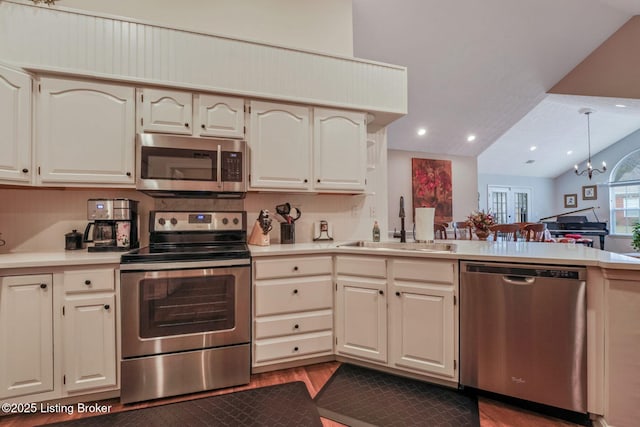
<box><xmin>453</xmin><ymin>221</ymin><xmax>472</xmax><ymax>240</ymax></box>
<box><xmin>523</xmin><ymin>223</ymin><xmax>546</xmax><ymax>242</ymax></box>
<box><xmin>434</xmin><ymin>223</ymin><xmax>448</xmax><ymax>239</ymax></box>
<box><xmin>489</xmin><ymin>224</ymin><xmax>519</xmax><ymax>242</ymax></box>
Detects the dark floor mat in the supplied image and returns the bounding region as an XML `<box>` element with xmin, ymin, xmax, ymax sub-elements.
<box><xmin>314</xmin><ymin>364</ymin><xmax>480</xmax><ymax>427</ymax></box>
<box><xmin>44</xmin><ymin>381</ymin><xmax>322</xmax><ymax>427</ymax></box>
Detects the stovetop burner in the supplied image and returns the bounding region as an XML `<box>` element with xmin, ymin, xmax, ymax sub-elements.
<box><xmin>121</xmin><ymin>210</ymin><xmax>250</xmax><ymax>264</ymax></box>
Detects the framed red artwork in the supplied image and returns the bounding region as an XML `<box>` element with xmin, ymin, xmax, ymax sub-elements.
<box><xmin>411</xmin><ymin>158</ymin><xmax>453</xmax><ymax>224</ymax></box>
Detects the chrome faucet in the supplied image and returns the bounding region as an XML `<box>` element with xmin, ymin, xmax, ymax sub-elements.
<box><xmin>399</xmin><ymin>196</ymin><xmax>406</xmax><ymax>243</ymax></box>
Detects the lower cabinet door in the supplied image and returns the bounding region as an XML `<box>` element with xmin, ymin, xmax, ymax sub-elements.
<box><xmin>63</xmin><ymin>294</ymin><xmax>117</xmax><ymax>392</ymax></box>
<box><xmin>0</xmin><ymin>274</ymin><xmax>53</xmax><ymax>399</ymax></box>
<box><xmin>335</xmin><ymin>277</ymin><xmax>387</xmax><ymax>363</ymax></box>
<box><xmin>389</xmin><ymin>285</ymin><xmax>455</xmax><ymax>378</ymax></box>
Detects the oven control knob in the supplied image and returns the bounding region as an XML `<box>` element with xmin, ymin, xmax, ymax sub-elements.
<box><xmin>233</xmin><ymin>218</ymin><xmax>239</xmax><ymax>225</ymax></box>
<box><xmin>158</xmin><ymin>218</ymin><xmax>166</xmax><ymax>226</ymax></box>
<box><xmin>170</xmin><ymin>218</ymin><xmax>178</xmax><ymax>226</ymax></box>
<box><xmin>222</xmin><ymin>218</ymin><xmax>229</xmax><ymax>225</ymax></box>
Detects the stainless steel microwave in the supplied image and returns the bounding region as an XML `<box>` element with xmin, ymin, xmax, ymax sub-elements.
<box><xmin>136</xmin><ymin>133</ymin><xmax>246</xmax><ymax>197</ymax></box>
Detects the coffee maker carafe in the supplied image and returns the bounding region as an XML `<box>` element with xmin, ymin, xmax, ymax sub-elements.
<box><xmin>84</xmin><ymin>199</ymin><xmax>139</xmax><ymax>252</ymax></box>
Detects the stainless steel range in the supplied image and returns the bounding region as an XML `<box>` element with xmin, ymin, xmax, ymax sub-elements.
<box><xmin>119</xmin><ymin>210</ymin><xmax>250</xmax><ymax>404</ymax></box>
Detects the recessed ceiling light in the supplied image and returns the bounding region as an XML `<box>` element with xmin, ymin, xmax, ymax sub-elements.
<box><xmin>615</xmin><ymin>104</ymin><xmax>627</xmax><ymax>108</ymax></box>
<box><xmin>417</xmin><ymin>128</ymin><xmax>427</xmax><ymax>136</ymax></box>
<box><xmin>567</xmin><ymin>150</ymin><xmax>573</xmax><ymax>155</ymax></box>
<box><xmin>467</xmin><ymin>134</ymin><xmax>476</xmax><ymax>142</ymax></box>
<box><xmin>530</xmin><ymin>146</ymin><xmax>537</xmax><ymax>151</ymax></box>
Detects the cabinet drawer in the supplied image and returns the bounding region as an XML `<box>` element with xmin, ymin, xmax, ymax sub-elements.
<box><xmin>255</xmin><ymin>277</ymin><xmax>332</xmax><ymax>316</ymax></box>
<box><xmin>63</xmin><ymin>268</ymin><xmax>115</xmax><ymax>292</ymax></box>
<box><xmin>336</xmin><ymin>256</ymin><xmax>386</xmax><ymax>278</ymax></box>
<box><xmin>255</xmin><ymin>309</ymin><xmax>333</xmax><ymax>339</ymax></box>
<box><xmin>254</xmin><ymin>331</ymin><xmax>333</xmax><ymax>363</ymax></box>
<box><xmin>254</xmin><ymin>256</ymin><xmax>331</xmax><ymax>280</ymax></box>
<box><xmin>392</xmin><ymin>259</ymin><xmax>455</xmax><ymax>284</ymax></box>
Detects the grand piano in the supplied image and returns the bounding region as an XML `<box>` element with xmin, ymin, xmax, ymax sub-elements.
<box><xmin>541</xmin><ymin>207</ymin><xmax>609</xmax><ymax>250</ymax></box>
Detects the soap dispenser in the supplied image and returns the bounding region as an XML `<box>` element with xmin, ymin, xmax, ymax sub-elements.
<box><xmin>372</xmin><ymin>221</ymin><xmax>381</xmax><ymax>242</ymax></box>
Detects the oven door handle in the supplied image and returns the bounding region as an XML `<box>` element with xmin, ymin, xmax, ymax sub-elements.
<box><xmin>120</xmin><ymin>258</ymin><xmax>250</xmax><ymax>271</ymax></box>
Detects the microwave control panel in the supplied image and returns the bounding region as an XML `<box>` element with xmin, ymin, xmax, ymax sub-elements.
<box><xmin>221</xmin><ymin>151</ymin><xmax>243</xmax><ymax>182</ymax></box>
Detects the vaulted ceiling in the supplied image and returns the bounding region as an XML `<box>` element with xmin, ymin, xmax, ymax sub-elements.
<box><xmin>352</xmin><ymin>0</ymin><xmax>640</xmax><ymax>178</ymax></box>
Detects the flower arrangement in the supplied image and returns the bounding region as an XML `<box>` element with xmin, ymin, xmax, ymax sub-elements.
<box><xmin>466</xmin><ymin>210</ymin><xmax>495</xmax><ymax>232</ymax></box>
<box><xmin>632</xmin><ymin>222</ymin><xmax>640</xmax><ymax>251</ymax></box>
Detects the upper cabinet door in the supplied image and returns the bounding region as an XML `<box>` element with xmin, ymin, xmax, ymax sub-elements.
<box><xmin>0</xmin><ymin>65</ymin><xmax>32</xmax><ymax>184</ymax></box>
<box><xmin>313</xmin><ymin>108</ymin><xmax>367</xmax><ymax>192</ymax></box>
<box><xmin>248</xmin><ymin>101</ymin><xmax>311</xmax><ymax>190</ymax></box>
<box><xmin>197</xmin><ymin>94</ymin><xmax>244</xmax><ymax>139</ymax></box>
<box><xmin>37</xmin><ymin>77</ymin><xmax>135</xmax><ymax>186</ymax></box>
<box><xmin>139</xmin><ymin>88</ymin><xmax>192</xmax><ymax>135</ymax></box>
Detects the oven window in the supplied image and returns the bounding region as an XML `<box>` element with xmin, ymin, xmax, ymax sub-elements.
<box><xmin>139</xmin><ymin>274</ymin><xmax>235</xmax><ymax>338</ymax></box>
<box><xmin>141</xmin><ymin>146</ymin><xmax>217</xmax><ymax>181</ymax></box>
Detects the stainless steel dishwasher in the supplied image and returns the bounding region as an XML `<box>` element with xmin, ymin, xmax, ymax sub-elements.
<box><xmin>460</xmin><ymin>261</ymin><xmax>587</xmax><ymax>413</ymax></box>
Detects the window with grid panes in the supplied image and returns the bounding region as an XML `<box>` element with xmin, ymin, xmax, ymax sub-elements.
<box><xmin>610</xmin><ymin>149</ymin><xmax>640</xmax><ymax>235</ymax></box>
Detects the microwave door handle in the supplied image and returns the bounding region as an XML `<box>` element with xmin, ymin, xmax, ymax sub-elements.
<box><xmin>217</xmin><ymin>144</ymin><xmax>223</xmax><ymax>189</ymax></box>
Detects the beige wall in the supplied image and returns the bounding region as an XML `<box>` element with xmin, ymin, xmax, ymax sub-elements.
<box><xmin>387</xmin><ymin>149</ymin><xmax>478</xmax><ymax>238</ymax></box>
<box><xmin>59</xmin><ymin>0</ymin><xmax>354</xmax><ymax>57</ymax></box>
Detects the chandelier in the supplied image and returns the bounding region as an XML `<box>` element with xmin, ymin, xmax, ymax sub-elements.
<box><xmin>574</xmin><ymin>108</ymin><xmax>606</xmax><ymax>180</ymax></box>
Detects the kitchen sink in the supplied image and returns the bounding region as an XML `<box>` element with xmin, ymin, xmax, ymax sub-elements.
<box><xmin>337</xmin><ymin>241</ymin><xmax>456</xmax><ymax>253</ymax></box>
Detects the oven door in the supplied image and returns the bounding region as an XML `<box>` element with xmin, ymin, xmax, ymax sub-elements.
<box><xmin>121</xmin><ymin>262</ymin><xmax>250</xmax><ymax>358</ymax></box>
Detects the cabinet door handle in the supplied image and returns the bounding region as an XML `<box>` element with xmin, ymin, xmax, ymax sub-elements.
<box><xmin>303</xmin><ymin>179</ymin><xmax>308</xmax><ymax>183</ymax></box>
<box><xmin>22</xmin><ymin>168</ymin><xmax>29</xmax><ymax>173</ymax></box>
<box><xmin>379</xmin><ymin>290</ymin><xmax>384</xmax><ymax>295</ymax></box>
<box><xmin>104</xmin><ymin>304</ymin><xmax>110</xmax><ymax>310</ymax></box>
<box><xmin>293</xmin><ymin>289</ymin><xmax>298</xmax><ymax>294</ymax></box>
<box><xmin>84</xmin><ymin>280</ymin><xmax>92</xmax><ymax>285</ymax></box>
<box><xmin>396</xmin><ymin>291</ymin><xmax>401</xmax><ymax>296</ymax></box>
<box><xmin>126</xmin><ymin>172</ymin><xmax>132</xmax><ymax>177</ymax></box>
<box><xmin>40</xmin><ymin>283</ymin><xmax>47</xmax><ymax>289</ymax></box>
<box><xmin>184</xmin><ymin>123</ymin><xmax>189</xmax><ymax>128</ymax></box>
<box><xmin>201</xmin><ymin>124</ymin><xmax>205</xmax><ymax>129</ymax></box>
<box><xmin>317</xmin><ymin>179</ymin><xmax>321</xmax><ymax>183</ymax></box>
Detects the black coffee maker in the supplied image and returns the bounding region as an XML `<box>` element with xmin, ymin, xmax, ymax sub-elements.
<box><xmin>84</xmin><ymin>199</ymin><xmax>139</xmax><ymax>252</ymax></box>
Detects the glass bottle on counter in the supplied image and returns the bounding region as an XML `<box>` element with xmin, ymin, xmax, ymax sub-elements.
<box><xmin>372</xmin><ymin>221</ymin><xmax>381</xmax><ymax>242</ymax></box>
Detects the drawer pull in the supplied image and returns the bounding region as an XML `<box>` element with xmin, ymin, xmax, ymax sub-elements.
<box><xmin>396</xmin><ymin>291</ymin><xmax>401</xmax><ymax>296</ymax></box>
<box><xmin>379</xmin><ymin>290</ymin><xmax>384</xmax><ymax>295</ymax></box>
<box><xmin>293</xmin><ymin>324</ymin><xmax>299</xmax><ymax>330</ymax></box>
<box><xmin>293</xmin><ymin>346</ymin><xmax>299</xmax><ymax>352</ymax></box>
<box><xmin>293</xmin><ymin>266</ymin><xmax>299</xmax><ymax>271</ymax></box>
<box><xmin>40</xmin><ymin>283</ymin><xmax>47</xmax><ymax>289</ymax></box>
<box><xmin>104</xmin><ymin>304</ymin><xmax>110</xmax><ymax>310</ymax></box>
<box><xmin>293</xmin><ymin>289</ymin><xmax>298</xmax><ymax>294</ymax></box>
<box><xmin>84</xmin><ymin>280</ymin><xmax>92</xmax><ymax>285</ymax></box>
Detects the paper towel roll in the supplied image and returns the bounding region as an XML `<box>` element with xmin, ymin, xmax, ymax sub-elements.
<box><xmin>414</xmin><ymin>207</ymin><xmax>435</xmax><ymax>242</ymax></box>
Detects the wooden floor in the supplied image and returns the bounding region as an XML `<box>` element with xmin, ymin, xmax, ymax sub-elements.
<box><xmin>1</xmin><ymin>361</ymin><xmax>582</xmax><ymax>427</ymax></box>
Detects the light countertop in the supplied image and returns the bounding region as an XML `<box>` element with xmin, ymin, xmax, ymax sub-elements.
<box><xmin>250</xmin><ymin>240</ymin><xmax>640</xmax><ymax>270</ymax></box>
<box><xmin>0</xmin><ymin>250</ymin><xmax>122</xmax><ymax>270</ymax></box>
<box><xmin>2</xmin><ymin>240</ymin><xmax>639</xmax><ymax>271</ymax></box>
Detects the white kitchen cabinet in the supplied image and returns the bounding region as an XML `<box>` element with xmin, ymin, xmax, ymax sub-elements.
<box><xmin>388</xmin><ymin>259</ymin><xmax>457</xmax><ymax>379</ymax></box>
<box><xmin>248</xmin><ymin>100</ymin><xmax>311</xmax><ymax>190</ymax></box>
<box><xmin>0</xmin><ymin>65</ymin><xmax>32</xmax><ymax>184</ymax></box>
<box><xmin>0</xmin><ymin>274</ymin><xmax>53</xmax><ymax>399</ymax></box>
<box><xmin>335</xmin><ymin>256</ymin><xmax>388</xmax><ymax>363</ymax></box>
<box><xmin>253</xmin><ymin>256</ymin><xmax>333</xmax><ymax>369</ymax></box>
<box><xmin>37</xmin><ymin>77</ymin><xmax>135</xmax><ymax>186</ymax></box>
<box><xmin>62</xmin><ymin>268</ymin><xmax>117</xmax><ymax>393</ymax></box>
<box><xmin>138</xmin><ymin>88</ymin><xmax>193</xmax><ymax>135</ymax></box>
<box><xmin>198</xmin><ymin>94</ymin><xmax>245</xmax><ymax>138</ymax></box>
<box><xmin>313</xmin><ymin>108</ymin><xmax>367</xmax><ymax>192</ymax></box>
<box><xmin>139</xmin><ymin>89</ymin><xmax>245</xmax><ymax>139</ymax></box>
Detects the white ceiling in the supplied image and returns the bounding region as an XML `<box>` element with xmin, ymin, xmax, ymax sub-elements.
<box><xmin>351</xmin><ymin>0</ymin><xmax>640</xmax><ymax>178</ymax></box>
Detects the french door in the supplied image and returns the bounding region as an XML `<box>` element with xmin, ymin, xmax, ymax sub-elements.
<box><xmin>487</xmin><ymin>186</ymin><xmax>531</xmax><ymax>224</ymax></box>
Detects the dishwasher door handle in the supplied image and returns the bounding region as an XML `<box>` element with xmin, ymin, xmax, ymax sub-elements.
<box><xmin>502</xmin><ymin>275</ymin><xmax>535</xmax><ymax>285</ymax></box>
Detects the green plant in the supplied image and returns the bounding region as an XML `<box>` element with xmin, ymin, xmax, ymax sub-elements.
<box><xmin>632</xmin><ymin>222</ymin><xmax>640</xmax><ymax>251</ymax></box>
